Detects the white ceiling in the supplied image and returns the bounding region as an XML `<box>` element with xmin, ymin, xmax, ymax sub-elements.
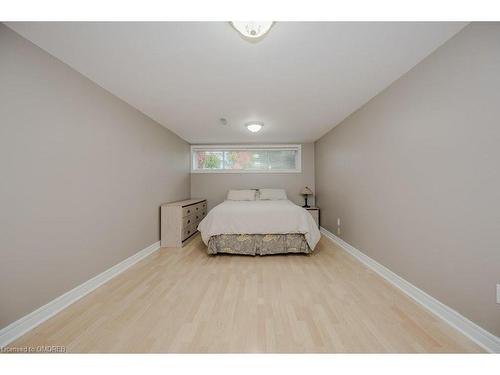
<box><xmin>7</xmin><ymin>22</ymin><xmax>466</xmax><ymax>143</ymax></box>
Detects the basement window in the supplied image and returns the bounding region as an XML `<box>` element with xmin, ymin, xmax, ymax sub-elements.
<box><xmin>191</xmin><ymin>145</ymin><xmax>301</xmax><ymax>173</ymax></box>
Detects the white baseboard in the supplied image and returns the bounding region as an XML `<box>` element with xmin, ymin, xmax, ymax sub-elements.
<box><xmin>320</xmin><ymin>227</ymin><xmax>500</xmax><ymax>353</ymax></box>
<box><xmin>0</xmin><ymin>241</ymin><xmax>161</xmax><ymax>348</ymax></box>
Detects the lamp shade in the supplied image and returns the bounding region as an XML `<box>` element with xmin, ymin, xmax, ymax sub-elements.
<box><xmin>301</xmin><ymin>186</ymin><xmax>313</xmax><ymax>196</ymax></box>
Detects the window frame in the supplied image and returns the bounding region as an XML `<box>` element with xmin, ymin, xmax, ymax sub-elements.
<box><xmin>190</xmin><ymin>144</ymin><xmax>302</xmax><ymax>174</ymax></box>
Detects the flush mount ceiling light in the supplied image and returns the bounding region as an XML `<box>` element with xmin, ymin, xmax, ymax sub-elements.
<box><xmin>230</xmin><ymin>22</ymin><xmax>274</xmax><ymax>41</ymax></box>
<box><xmin>245</xmin><ymin>121</ymin><xmax>264</xmax><ymax>133</ymax></box>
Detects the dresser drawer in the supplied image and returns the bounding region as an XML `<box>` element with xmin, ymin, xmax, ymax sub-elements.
<box><xmin>192</xmin><ymin>201</ymin><xmax>206</xmax><ymax>215</ymax></box>
<box><xmin>181</xmin><ymin>200</ymin><xmax>207</xmax><ymax>217</ymax></box>
<box><xmin>192</xmin><ymin>210</ymin><xmax>205</xmax><ymax>223</ymax></box>
<box><xmin>182</xmin><ymin>205</ymin><xmax>195</xmax><ymax>217</ymax></box>
<box><xmin>182</xmin><ymin>211</ymin><xmax>206</xmax><ymax>229</ymax></box>
<box><xmin>183</xmin><ymin>210</ymin><xmax>205</xmax><ymax>226</ymax></box>
<box><xmin>182</xmin><ymin>215</ymin><xmax>195</xmax><ymax>227</ymax></box>
<box><xmin>182</xmin><ymin>223</ymin><xmax>197</xmax><ymax>241</ymax></box>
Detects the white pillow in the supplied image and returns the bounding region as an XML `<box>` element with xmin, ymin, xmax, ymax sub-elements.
<box><xmin>258</xmin><ymin>188</ymin><xmax>287</xmax><ymax>200</ymax></box>
<box><xmin>227</xmin><ymin>189</ymin><xmax>256</xmax><ymax>201</ymax></box>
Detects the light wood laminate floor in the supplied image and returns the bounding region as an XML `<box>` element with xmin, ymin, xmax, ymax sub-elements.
<box><xmin>11</xmin><ymin>234</ymin><xmax>483</xmax><ymax>353</ymax></box>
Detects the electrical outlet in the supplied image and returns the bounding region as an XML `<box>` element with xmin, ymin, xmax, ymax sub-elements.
<box><xmin>497</xmin><ymin>284</ymin><xmax>500</xmax><ymax>304</ymax></box>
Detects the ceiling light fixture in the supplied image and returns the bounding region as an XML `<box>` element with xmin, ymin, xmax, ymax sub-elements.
<box><xmin>245</xmin><ymin>121</ymin><xmax>264</xmax><ymax>133</ymax></box>
<box><xmin>230</xmin><ymin>22</ymin><xmax>274</xmax><ymax>41</ymax></box>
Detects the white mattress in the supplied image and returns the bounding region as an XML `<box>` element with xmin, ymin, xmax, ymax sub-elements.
<box><xmin>197</xmin><ymin>199</ymin><xmax>321</xmax><ymax>250</ymax></box>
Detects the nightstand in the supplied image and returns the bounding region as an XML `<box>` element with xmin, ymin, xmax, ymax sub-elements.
<box><xmin>305</xmin><ymin>207</ymin><xmax>320</xmax><ymax>228</ymax></box>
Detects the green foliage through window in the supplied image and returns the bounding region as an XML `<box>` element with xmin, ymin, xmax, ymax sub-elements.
<box><xmin>193</xmin><ymin>146</ymin><xmax>300</xmax><ymax>172</ymax></box>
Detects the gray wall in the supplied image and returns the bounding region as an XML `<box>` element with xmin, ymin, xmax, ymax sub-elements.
<box><xmin>191</xmin><ymin>143</ymin><xmax>315</xmax><ymax>210</ymax></box>
<box><xmin>315</xmin><ymin>23</ymin><xmax>500</xmax><ymax>336</ymax></box>
<box><xmin>0</xmin><ymin>25</ymin><xmax>190</xmax><ymax>328</ymax></box>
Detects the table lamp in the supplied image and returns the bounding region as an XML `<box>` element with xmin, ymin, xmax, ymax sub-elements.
<box><xmin>301</xmin><ymin>186</ymin><xmax>313</xmax><ymax>208</ymax></box>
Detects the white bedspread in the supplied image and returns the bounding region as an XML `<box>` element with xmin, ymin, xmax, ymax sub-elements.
<box><xmin>197</xmin><ymin>200</ymin><xmax>321</xmax><ymax>250</ymax></box>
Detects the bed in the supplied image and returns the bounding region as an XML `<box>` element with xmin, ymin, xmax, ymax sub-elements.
<box><xmin>197</xmin><ymin>189</ymin><xmax>321</xmax><ymax>255</ymax></box>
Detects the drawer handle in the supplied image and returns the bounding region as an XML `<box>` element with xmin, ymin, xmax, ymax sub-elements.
<box><xmin>187</xmin><ymin>219</ymin><xmax>191</xmax><ymax>224</ymax></box>
<box><xmin>187</xmin><ymin>230</ymin><xmax>191</xmax><ymax>234</ymax></box>
<box><xmin>196</xmin><ymin>216</ymin><xmax>199</xmax><ymax>219</ymax></box>
<box><xmin>187</xmin><ymin>210</ymin><xmax>190</xmax><ymax>214</ymax></box>
<box><xmin>196</xmin><ymin>207</ymin><xmax>199</xmax><ymax>210</ymax></box>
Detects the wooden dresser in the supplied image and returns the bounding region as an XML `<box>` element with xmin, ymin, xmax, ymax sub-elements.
<box><xmin>161</xmin><ymin>198</ymin><xmax>207</xmax><ymax>247</ymax></box>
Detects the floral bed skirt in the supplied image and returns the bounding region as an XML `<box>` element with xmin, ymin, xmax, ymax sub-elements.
<box><xmin>207</xmin><ymin>233</ymin><xmax>312</xmax><ymax>256</ymax></box>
